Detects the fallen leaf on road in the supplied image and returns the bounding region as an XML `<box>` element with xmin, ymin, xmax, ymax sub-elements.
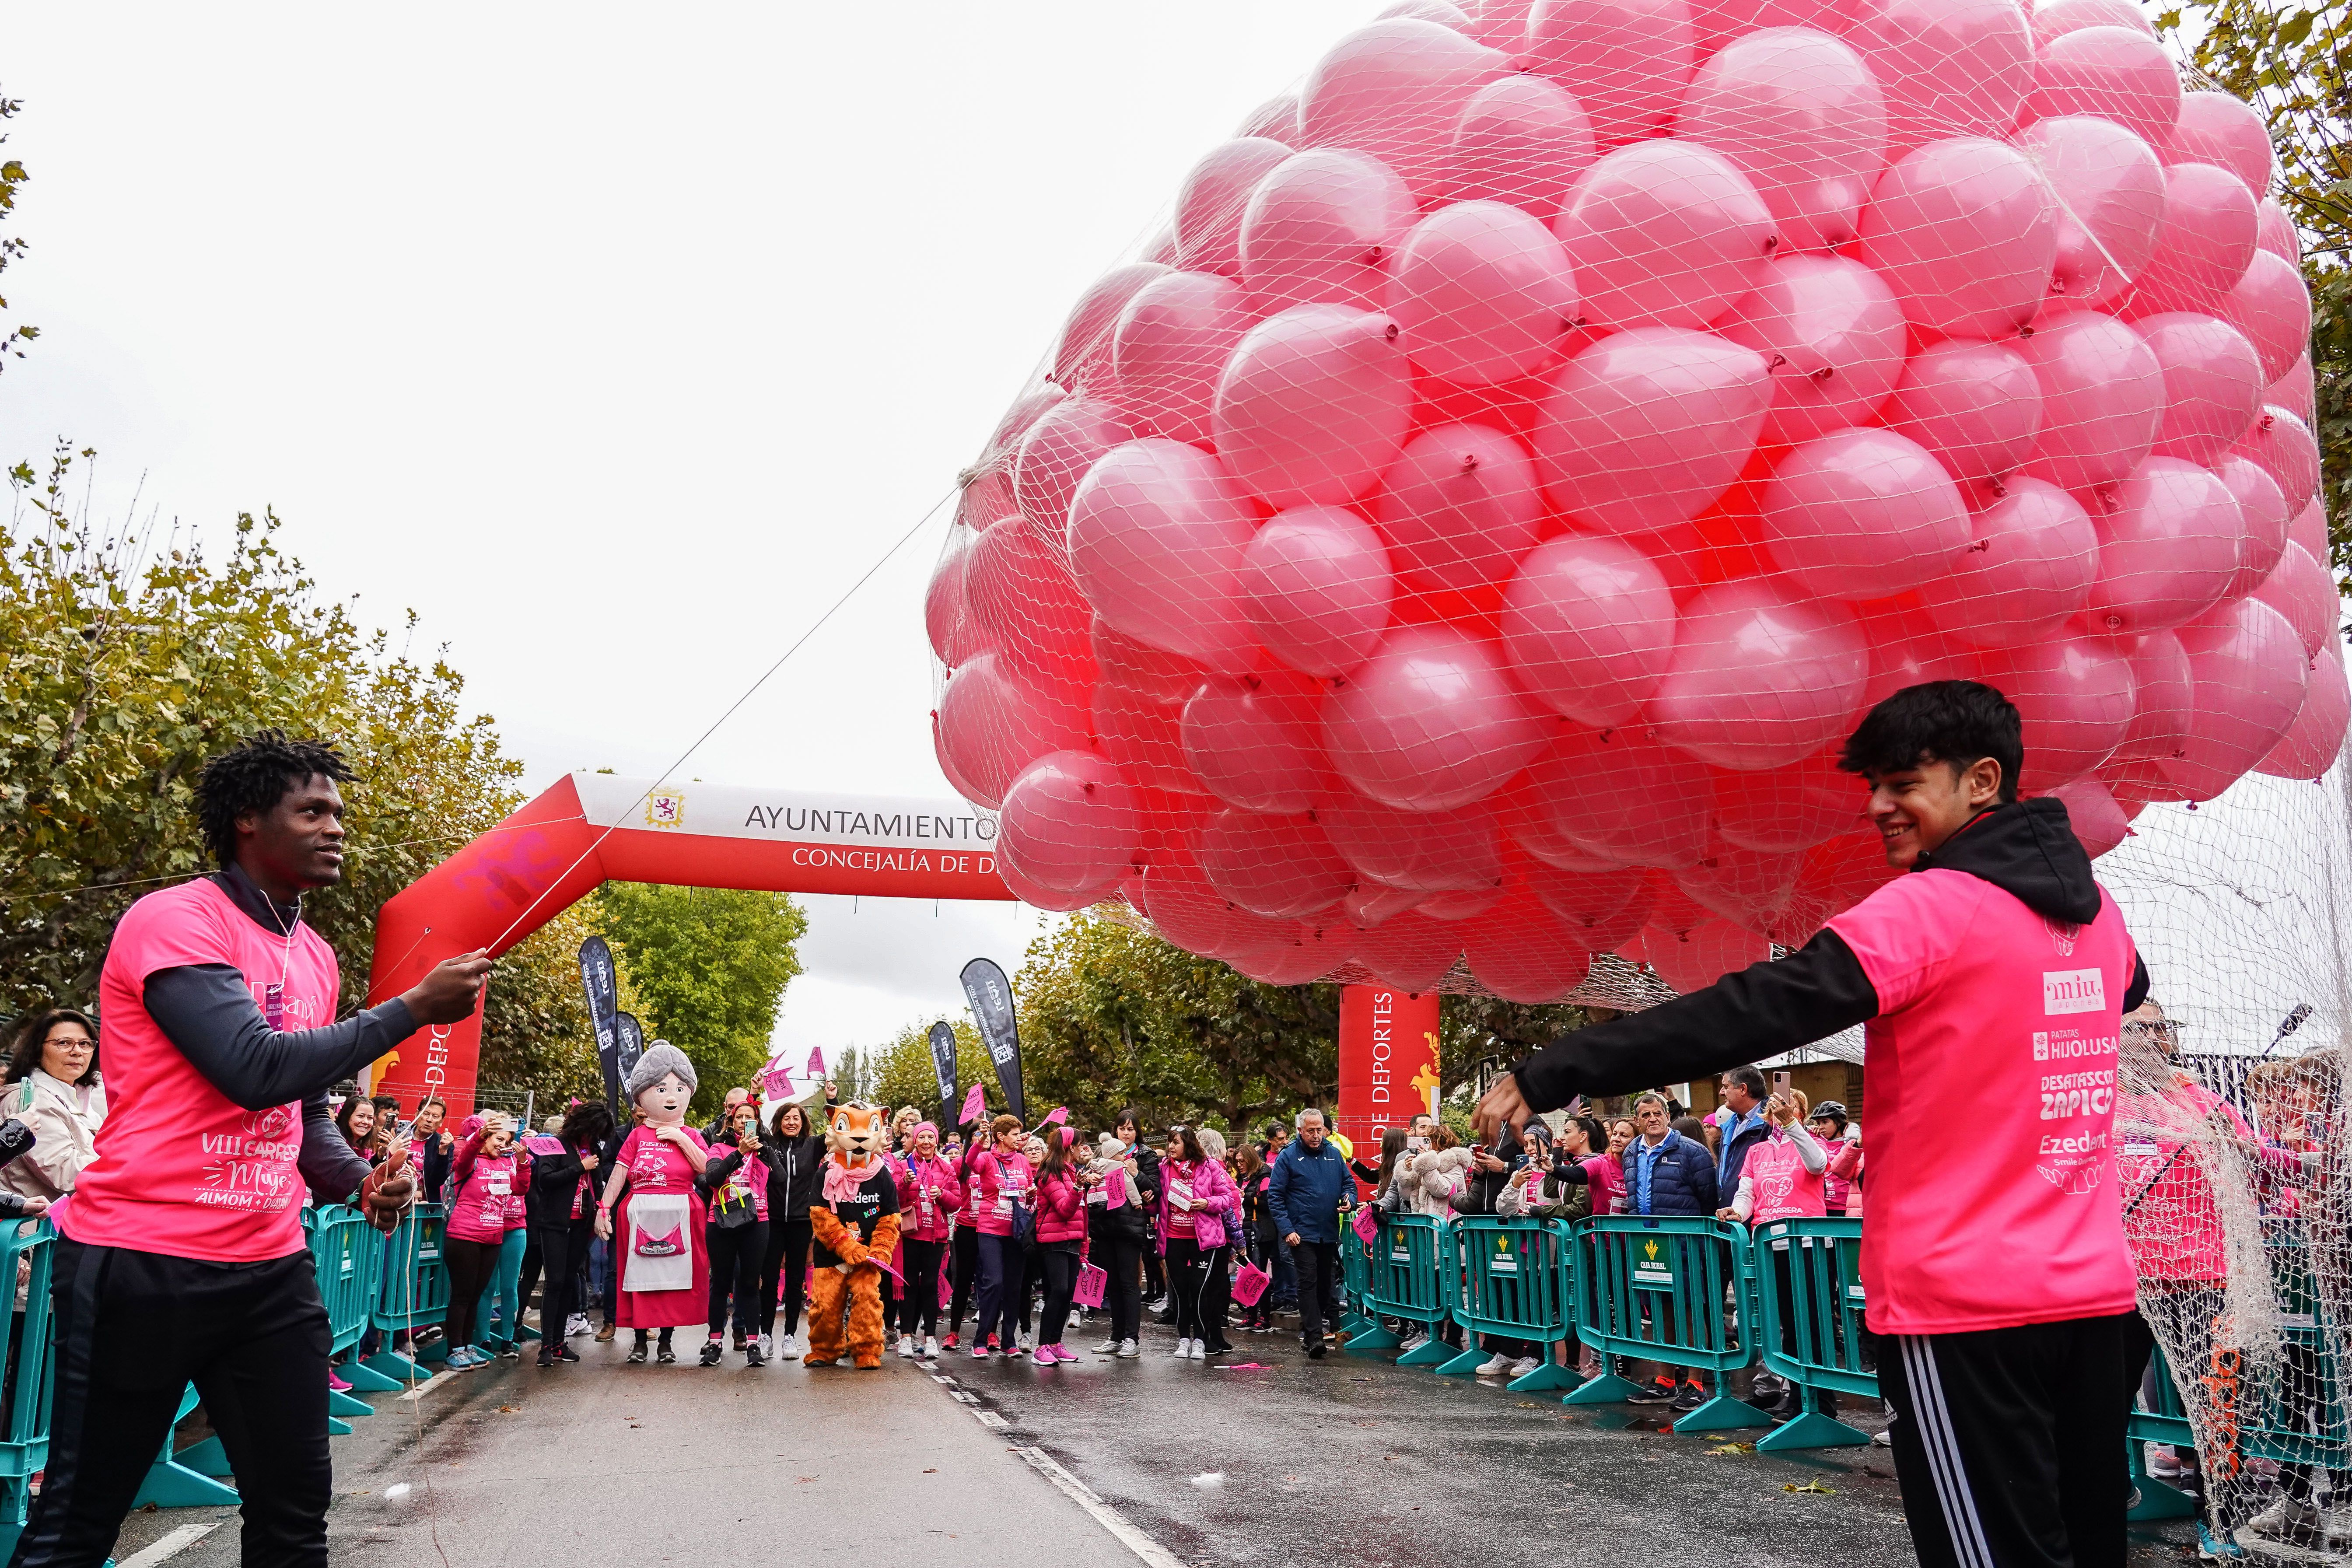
<box><xmin>497</xmin><ymin>1405</ymin><xmax>518</xmax><ymax>1414</ymax></box>
<box><xmin>923</xmin><ymin>1469</ymin><xmax>938</xmax><ymax>1474</ymax></box>
<box><xmin>1783</xmin><ymin>1481</ymin><xmax>1836</xmax><ymax>1494</ymax></box>
<box><xmin>796</xmin><ymin>1476</ymin><xmax>818</xmax><ymax>1484</ymax></box>
<box><xmin>1706</xmin><ymin>1442</ymin><xmax>1755</xmax><ymax>1455</ymax></box>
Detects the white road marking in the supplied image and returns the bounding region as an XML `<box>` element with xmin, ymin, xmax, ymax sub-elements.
<box><xmin>975</xmin><ymin>1410</ymin><xmax>1009</xmax><ymax>1429</ymax></box>
<box><xmin>396</xmin><ymin>1371</ymin><xmax>456</xmax><ymax>1401</ymax></box>
<box><xmin>116</xmin><ymin>1522</ymin><xmax>224</xmax><ymax>1568</ymax></box>
<box><xmin>1014</xmin><ymin>1446</ymin><xmax>1187</xmax><ymax>1568</ymax></box>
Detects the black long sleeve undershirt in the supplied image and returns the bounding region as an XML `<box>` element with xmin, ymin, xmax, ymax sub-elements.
<box><xmin>1511</xmin><ymin>929</ymin><xmax>2154</xmax><ymax>1114</ymax></box>
<box><xmin>143</xmin><ymin>964</ymin><xmax>419</xmax><ymax>1113</ymax></box>
<box><xmin>297</xmin><ymin>1095</ymin><xmax>371</xmax><ymax>1207</ymax></box>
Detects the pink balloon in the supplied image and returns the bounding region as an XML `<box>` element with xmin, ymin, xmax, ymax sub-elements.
<box><xmin>1760</xmin><ymin>427</ymin><xmax>1973</xmax><ymax>599</ymax></box>
<box><xmin>2136</xmin><ymin>312</ymin><xmax>2265</xmax><ymax>467</ymax></box>
<box><xmin>1516</xmin><ymin>727</ymin><xmax>1713</xmax><ymax>867</ymax></box>
<box><xmin>2081</xmin><ymin>455</ymin><xmax>2242</xmax><ymax>633</ymax></box>
<box><xmin>1355</xmin><ymin>912</ymin><xmax>1466</xmax><ymax>990</ymax></box>
<box><xmin>1321</xmin><ymin>623</ymin><xmax>1549</xmax><ymax>809</ymax></box>
<box><xmin>1372</xmin><ymin>422</ymin><xmax>1546</xmax><ymax>593</ymax></box>
<box><xmin>1846</xmin><ymin>0</ymin><xmax>2034</xmax><ymax>154</ymax></box>
<box><xmin>1522</xmin><ymin>0</ymin><xmax>1697</xmax><ymax>149</ymax></box>
<box><xmin>1717</xmin><ymin>256</ymin><xmax>1907</xmax><ymax>446</ymax></box>
<box><xmin>1198</xmin><ymin>808</ymin><xmax>1356</xmax><ymax>918</ymax></box>
<box><xmin>2017</xmin><ymin>312</ymin><xmax>2164</xmax><ymax>490</ymax></box>
<box><xmin>1231</xmin><ymin>917</ymin><xmax>1362</xmax><ymax>986</ymax></box>
<box><xmin>1418</xmin><ymin>882</ymin><xmax>1506</xmax><ymax>920</ymax></box>
<box><xmin>2256</xmin><ymin>196</ymin><xmax>2300</xmax><ymax>264</ymax></box>
<box><xmin>1213</xmin><ymin>304</ymin><xmax>1414</xmax><ymax>509</ymax></box>
<box><xmin>2269</xmin><ymin>351</ymin><xmax>2315</xmax><ymax>424</ymax></box>
<box><xmin>1917</xmin><ymin>476</ymin><xmax>2099</xmax><ymax>646</ymax></box>
<box><xmin>2160</xmin><ymin>597</ymin><xmax>2309</xmax><ymax>799</ymax></box>
<box><xmin>1299</xmin><ymin>19</ymin><xmax>1509</xmax><ymax>204</ymax></box>
<box><xmin>1464</xmin><ymin>896</ymin><xmax>1595</xmax><ymax>1002</ymax></box>
<box><xmin>2014</xmin><ymin>116</ymin><xmax>2166</xmax><ymax>313</ymax></box>
<box><xmin>2215</xmin><ymin>455</ymin><xmax>2290</xmax><ymax>604</ymax></box>
<box><xmin>2026</xmin><ymin>25</ymin><xmax>2182</xmax><ymax>147</ymax></box>
<box><xmin>955</xmin><ymin>467</ymin><xmax>1020</xmax><ymax>536</ymax></box>
<box><xmin>1014</xmin><ymin>397</ymin><xmax>1134</xmax><ymax>541</ymax></box>
<box><xmin>1531</xmin><ymin>327</ymin><xmax>1772</xmax><ymax>533</ymax></box>
<box><xmin>2256</xmin><ymin>641</ymin><xmax>2350</xmax><ymax>781</ymax></box>
<box><xmin>2030</xmin><ymin>0</ymin><xmax>2155</xmax><ymax>45</ymax></box>
<box><xmin>1676</xmin><ymin>27</ymin><xmax>1887</xmax><ymax>254</ymax></box>
<box><xmin>1492</xmin><ymin>770</ymin><xmax>1629</xmax><ymax>872</ymax></box>
<box><xmin>2290</xmin><ymin>499</ymin><xmax>2324</xmax><ymax>558</ymax></box>
<box><xmin>2253</xmin><ymin>542</ymin><xmax>2334</xmax><ymax>662</ymax></box>
<box><xmin>1650</xmin><ymin>580</ymin><xmax>1870</xmax><ymax>769</ymax></box>
<box><xmin>965</xmin><ymin>514</ymin><xmax>1095</xmax><ymax>689</ymax></box>
<box><xmin>2166</xmin><ymin>91</ymin><xmax>2273</xmax><ymax>196</ymax></box>
<box><xmin>997</xmin><ymin>853</ymin><xmax>1116</xmax><ymax>914</ymax></box>
<box><xmin>982</xmin><ymin>384</ymin><xmax>1067</xmax><ymax>469</ymax></box>
<box><xmin>1641</xmin><ymin>917</ymin><xmax>1768</xmax><ymax>992</ymax></box>
<box><xmin>1067</xmin><ymin>439</ymin><xmax>1259</xmax><ymax>667</ymax></box>
<box><xmin>1140</xmin><ymin>847</ymin><xmax>1252</xmax><ymax>958</ymax></box>
<box><xmin>1110</xmin><ymin>271</ymin><xmax>1251</xmax><ymax>448</ymax></box>
<box><xmin>1387</xmin><ymin>201</ymin><xmax>1580</xmax><ymax>386</ymax></box>
<box><xmin>1438</xmin><ymin>74</ymin><xmax>1597</xmax><ymax>221</ymax></box>
<box><xmin>1238</xmin><ymin>94</ymin><xmax>1302</xmax><ymax>142</ymax></box>
<box><xmin>1862</xmin><ymin>615</ymin><xmax>1970</xmax><ymax>708</ymax></box>
<box><xmin>925</xmin><ymin>532</ymin><xmax>986</xmax><ymax>668</ymax></box>
<box><xmin>1500</xmin><ymin>533</ymin><xmax>1679</xmax><ymax>725</ymax></box>
<box><xmin>1880</xmin><ymin>337</ymin><xmax>2044</xmax><ymax>487</ymax></box>
<box><xmin>2114</xmin><ymin>628</ymin><xmax>2193</xmax><ymax>764</ymax></box>
<box><xmin>997</xmin><ymin>750</ymin><xmax>1140</xmax><ymax>894</ymax></box>
<box><xmin>1712</xmin><ymin>750</ymin><xmax>1867</xmax><ymax>851</ymax></box>
<box><xmin>2129</xmin><ymin>162</ymin><xmax>2258</xmax><ymax>316</ymax></box>
<box><xmin>1678</xmin><ymin>843</ymin><xmax>1805</xmax><ymax>929</ymax></box>
<box><xmin>1092</xmin><ymin>619</ymin><xmax>1207</xmax><ymax>705</ymax></box>
<box><xmin>2226</xmin><ymin>405</ymin><xmax>2320</xmax><ymax>516</ymax></box>
<box><xmin>1181</xmin><ymin>670</ymin><xmax>1329</xmax><ymax>814</ymax></box>
<box><xmin>1858</xmin><ymin>137</ymin><xmax>2058</xmax><ymax>341</ymax></box>
<box><xmin>1094</xmin><ymin>682</ymin><xmax>1200</xmax><ymax>795</ymax></box>
<box><xmin>932</xmin><ymin>651</ymin><xmax>1091</xmax><ymax>809</ymax></box>
<box><xmin>2043</xmin><ymin>776</ymin><xmax>2132</xmax><ymax>857</ymax></box>
<box><xmin>1690</xmin><ymin>0</ymin><xmax>1865</xmax><ymax>51</ymax></box>
<box><xmin>1175</xmin><ymin>139</ymin><xmax>1296</xmax><ymax>279</ymax></box>
<box><xmin>1525</xmin><ymin>860</ymin><xmax>1656</xmax><ymax>949</ymax></box>
<box><xmin>1240</xmin><ymin>505</ymin><xmax>1395</xmax><ymax>678</ymax></box>
<box><xmin>2217</xmin><ymin>248</ymin><xmax>2314</xmax><ymax>386</ymax></box>
<box><xmin>1381</xmin><ymin>0</ymin><xmax>1477</xmax><ymax>26</ymax></box>
<box><xmin>1052</xmin><ymin>264</ymin><xmax>1168</xmax><ymax>393</ymax></box>
<box><xmin>1239</xmin><ymin>149</ymin><xmax>1415</xmax><ymax>315</ymax></box>
<box><xmin>1974</xmin><ymin>635</ymin><xmax>2136</xmax><ymax>788</ymax></box>
<box><xmin>1554</xmin><ymin>140</ymin><xmax>1776</xmax><ymax>329</ymax></box>
<box><xmin>1322</xmin><ymin>795</ymin><xmax>1504</xmax><ymax>892</ymax></box>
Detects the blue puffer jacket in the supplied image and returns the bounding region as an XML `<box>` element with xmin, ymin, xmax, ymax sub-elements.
<box><xmin>1269</xmin><ymin>1137</ymin><xmax>1352</xmax><ymax>1244</ymax></box>
<box><xmin>1624</xmin><ymin>1129</ymin><xmax>1718</xmax><ymax>1216</ymax></box>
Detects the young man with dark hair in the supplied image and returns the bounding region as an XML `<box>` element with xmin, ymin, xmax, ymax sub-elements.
<box><xmin>1477</xmin><ymin>682</ymin><xmax>2149</xmax><ymax>1568</ymax></box>
<box><xmin>18</xmin><ymin>730</ymin><xmax>492</xmax><ymax>1568</ymax></box>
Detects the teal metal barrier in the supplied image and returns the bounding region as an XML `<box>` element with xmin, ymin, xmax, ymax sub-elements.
<box><xmin>1566</xmin><ymin>1215</ymin><xmax>1771</xmax><ymax>1432</ymax></box>
<box><xmin>1340</xmin><ymin>1228</ymin><xmax>1377</xmax><ymax>1338</ymax></box>
<box><xmin>1748</xmin><ymin>1217</ymin><xmax>1873</xmax><ymax>1451</ymax></box>
<box><xmin>312</xmin><ymin>1205</ymin><xmax>397</xmax><ymax>1401</ymax></box>
<box><xmin>1342</xmin><ymin>1213</ymin><xmax>1455</xmax><ymax>1364</ymax></box>
<box><xmin>1440</xmin><ymin>1217</ymin><xmax>1581</xmax><ymax>1393</ymax></box>
<box><xmin>131</xmin><ymin>1384</ymin><xmax>238</xmax><ymax>1508</ymax></box>
<box><xmin>364</xmin><ymin>1203</ymin><xmax>452</xmax><ymax>1382</ymax></box>
<box><xmin>0</xmin><ymin>1221</ymin><xmax>55</xmax><ymax>1563</ymax></box>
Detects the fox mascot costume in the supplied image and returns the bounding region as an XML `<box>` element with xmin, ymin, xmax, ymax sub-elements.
<box><xmin>805</xmin><ymin>1102</ymin><xmax>903</xmax><ymax>1368</ymax></box>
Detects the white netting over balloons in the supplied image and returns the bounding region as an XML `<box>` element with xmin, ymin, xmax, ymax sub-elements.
<box><xmin>924</xmin><ymin>0</ymin><xmax>2346</xmax><ymax>1014</ymax></box>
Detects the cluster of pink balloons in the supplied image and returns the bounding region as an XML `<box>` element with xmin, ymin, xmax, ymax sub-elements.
<box><xmin>928</xmin><ymin>0</ymin><xmax>2337</xmax><ymax>1004</ymax></box>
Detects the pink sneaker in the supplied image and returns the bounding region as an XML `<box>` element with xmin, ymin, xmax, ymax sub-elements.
<box><xmin>326</xmin><ymin>1367</ymin><xmax>351</xmax><ymax>1392</ymax></box>
<box><xmin>971</xmin><ymin>1344</ymin><xmax>990</xmax><ymax>1360</ymax></box>
<box><xmin>1050</xmin><ymin>1344</ymin><xmax>1078</xmax><ymax>1364</ymax></box>
<box><xmin>1032</xmin><ymin>1347</ymin><xmax>1056</xmax><ymax>1366</ymax></box>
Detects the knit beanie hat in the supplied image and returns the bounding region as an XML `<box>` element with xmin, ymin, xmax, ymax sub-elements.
<box><xmin>625</xmin><ymin>1041</ymin><xmax>697</xmax><ymax>1102</ymax></box>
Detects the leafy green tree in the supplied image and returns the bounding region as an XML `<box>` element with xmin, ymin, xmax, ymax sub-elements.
<box><xmin>2161</xmin><ymin>0</ymin><xmax>2349</xmax><ymax>584</ymax></box>
<box><xmin>1438</xmin><ymin>997</ymin><xmax>1591</xmax><ymax>1100</ymax></box>
<box><xmin>0</xmin><ymin>88</ymin><xmax>34</xmax><ymax>372</ymax></box>
<box><xmin>868</xmin><ymin>1018</ymin><xmax>994</xmax><ymax>1123</ymax></box>
<box><xmin>1016</xmin><ymin>916</ymin><xmax>1340</xmax><ymax>1135</ymax></box>
<box><xmin>594</xmin><ymin>884</ymin><xmax>807</xmax><ymax>1117</ymax></box>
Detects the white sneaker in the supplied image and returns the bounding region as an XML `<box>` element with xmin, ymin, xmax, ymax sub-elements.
<box><xmin>566</xmin><ymin>1314</ymin><xmax>591</xmax><ymax>1337</ymax></box>
<box><xmin>924</xmin><ymin>1335</ymin><xmax>940</xmax><ymax>1360</ymax></box>
<box><xmin>1511</xmin><ymin>1355</ymin><xmax>1541</xmax><ymax>1378</ymax></box>
<box><xmin>1018</xmin><ymin>1330</ymin><xmax>1035</xmax><ymax>1352</ymax></box>
<box><xmin>776</xmin><ymin>1334</ymin><xmax>802</xmax><ymax>1361</ymax></box>
<box><xmin>1096</xmin><ymin>1337</ymin><xmax>1120</xmax><ymax>1354</ymax></box>
<box><xmin>1116</xmin><ymin>1338</ymin><xmax>1141</xmax><ymax>1358</ymax></box>
<box><xmin>1186</xmin><ymin>1339</ymin><xmax>1207</xmax><ymax>1361</ymax></box>
<box><xmin>898</xmin><ymin>1334</ymin><xmax>917</xmax><ymax>1358</ymax></box>
<box><xmin>1476</xmin><ymin>1353</ymin><xmax>1515</xmax><ymax>1376</ymax></box>
<box><xmin>1399</xmin><ymin>1331</ymin><xmax>1428</xmax><ymax>1353</ymax></box>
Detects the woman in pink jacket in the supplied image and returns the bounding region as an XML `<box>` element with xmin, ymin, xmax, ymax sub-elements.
<box><xmin>894</xmin><ymin>1121</ymin><xmax>964</xmax><ymax>1362</ymax></box>
<box><xmin>968</xmin><ymin>1113</ymin><xmax>1032</xmax><ymax>1359</ymax></box>
<box><xmin>1158</xmin><ymin>1125</ymin><xmax>1239</xmax><ymax>1361</ymax></box>
<box><xmin>443</xmin><ymin>1112</ymin><xmax>529</xmax><ymax>1370</ymax></box>
<box><xmin>1029</xmin><ymin>1128</ymin><xmax>1088</xmax><ymax>1365</ymax></box>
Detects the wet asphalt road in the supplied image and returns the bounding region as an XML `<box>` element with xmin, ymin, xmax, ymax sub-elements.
<box><xmin>100</xmin><ymin>1312</ymin><xmax>2199</xmax><ymax>1567</ymax></box>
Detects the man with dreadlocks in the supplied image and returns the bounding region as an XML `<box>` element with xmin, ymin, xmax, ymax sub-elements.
<box><xmin>15</xmin><ymin>730</ymin><xmax>491</xmax><ymax>1568</ymax></box>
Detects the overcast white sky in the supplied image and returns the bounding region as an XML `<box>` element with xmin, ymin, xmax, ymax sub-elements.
<box><xmin>0</xmin><ymin>3</ymin><xmax>1386</xmax><ymax>1061</ymax></box>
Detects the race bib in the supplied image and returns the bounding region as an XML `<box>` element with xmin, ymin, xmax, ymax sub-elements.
<box><xmin>486</xmin><ymin>1171</ymin><xmax>511</xmax><ymax>1197</ymax></box>
<box><xmin>1170</xmin><ymin>1178</ymin><xmax>1194</xmax><ymax>1212</ymax></box>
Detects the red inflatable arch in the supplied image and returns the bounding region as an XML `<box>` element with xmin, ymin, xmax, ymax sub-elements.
<box><xmin>365</xmin><ymin>771</ymin><xmax>1008</xmax><ymax>1117</ymax></box>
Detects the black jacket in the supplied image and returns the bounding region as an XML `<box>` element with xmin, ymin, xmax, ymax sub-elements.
<box><xmin>528</xmin><ymin>1142</ymin><xmax>598</xmax><ymax>1230</ymax></box>
<box><xmin>1510</xmin><ymin>798</ymin><xmax>2153</xmax><ymax>1110</ymax></box>
<box><xmin>762</xmin><ymin>1132</ymin><xmax>826</xmax><ymax>1224</ymax></box>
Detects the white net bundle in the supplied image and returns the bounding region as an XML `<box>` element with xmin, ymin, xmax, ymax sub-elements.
<box><xmin>920</xmin><ymin>0</ymin><xmax>2342</xmax><ymax>1014</ymax></box>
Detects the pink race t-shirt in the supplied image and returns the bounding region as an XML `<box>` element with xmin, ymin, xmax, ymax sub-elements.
<box><xmin>1827</xmin><ymin>869</ymin><xmax>2140</xmax><ymax>1335</ymax></box>
<box><xmin>66</xmin><ymin>878</ymin><xmax>339</xmax><ymax>1263</ymax></box>
<box><xmin>1743</xmin><ymin>1133</ymin><xmax>1827</xmax><ymax>1224</ymax></box>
